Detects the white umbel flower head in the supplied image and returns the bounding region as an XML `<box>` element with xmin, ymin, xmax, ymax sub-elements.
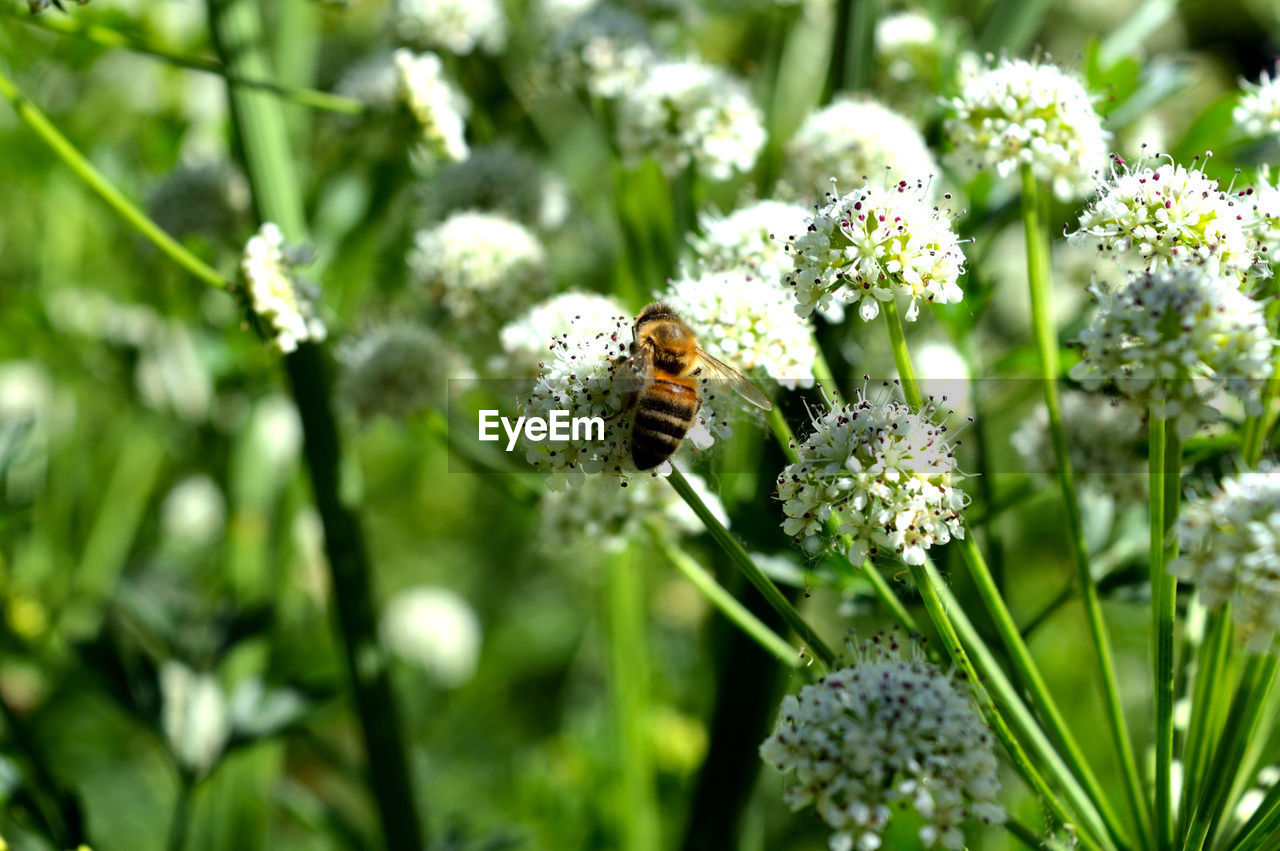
<box><xmin>391</xmin><ymin>0</ymin><xmax>507</xmax><ymax>55</ymax></box>
<box><xmin>339</xmin><ymin>323</ymin><xmax>470</xmax><ymax>420</ymax></box>
<box><xmin>1234</xmin><ymin>63</ymin><xmax>1280</xmax><ymax>139</ymax></box>
<box><xmin>660</xmin><ymin>271</ymin><xmax>817</xmax><ymax>389</ymax></box>
<box><xmin>1248</xmin><ymin>168</ymin><xmax>1280</xmax><ymax>274</ymax></box>
<box><xmin>783</xmin><ymin>99</ymin><xmax>939</xmax><ymax>199</ymax></box>
<box><xmin>408</xmin><ymin>211</ymin><xmax>549</xmax><ymax>332</ymax></box>
<box><xmin>499</xmin><ymin>291</ymin><xmax>629</xmax><ymax>378</ymax></box>
<box><xmin>380</xmin><ymin>586</ymin><xmax>482</xmax><ymax>687</ymax></box>
<box><xmin>777</xmin><ymin>394</ymin><xmax>966</xmax><ymax>565</ymax></box>
<box><xmin>240</xmin><ymin>223</ymin><xmax>326</xmax><ymax>353</ymax></box>
<box><xmin>616</xmin><ymin>59</ymin><xmax>765</xmax><ymax>181</ymax></box>
<box><xmin>760</xmin><ymin>634</ymin><xmax>1006</xmax><ymax>851</ymax></box>
<box><xmin>548</xmin><ymin>6</ymin><xmax>654</xmax><ymax>99</ymax></box>
<box><xmin>393</xmin><ymin>49</ymin><xmax>470</xmax><ymax>162</ymax></box>
<box><xmin>1011</xmin><ymin>391</ymin><xmax>1147</xmax><ymax>500</ymax></box>
<box><xmin>1069</xmin><ymin>268</ymin><xmax>1274</xmax><ymax>430</ymax></box>
<box><xmin>1171</xmin><ymin>465</ymin><xmax>1280</xmax><ymax>652</ymax></box>
<box><xmin>875</xmin><ymin>11</ymin><xmax>940</xmax><ymax>83</ymax></box>
<box><xmin>784</xmin><ymin>180</ymin><xmax>966</xmax><ymax>321</ymax></box>
<box><xmin>688</xmin><ymin>200</ymin><xmax>812</xmax><ymax>284</ymax></box>
<box><xmin>1073</xmin><ymin>154</ymin><xmax>1254</xmax><ymax>277</ymax></box>
<box><xmin>539</xmin><ymin>468</ymin><xmax>727</xmax><ymax>553</ymax></box>
<box><xmin>945</xmin><ymin>56</ymin><xmax>1108</xmax><ymax>201</ymax></box>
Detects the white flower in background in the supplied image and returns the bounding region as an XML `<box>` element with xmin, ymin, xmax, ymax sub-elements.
<box><xmin>1070</xmin><ymin>268</ymin><xmax>1273</xmax><ymax>430</ymax></box>
<box><xmin>616</xmin><ymin>59</ymin><xmax>765</xmax><ymax>181</ymax></box>
<box><xmin>688</xmin><ymin>200</ymin><xmax>811</xmax><ymax>285</ymax></box>
<box><xmin>135</xmin><ymin>321</ymin><xmax>214</xmax><ymax>423</ymax></box>
<box><xmin>1172</xmin><ymin>465</ymin><xmax>1280</xmax><ymax>652</ymax></box>
<box><xmin>46</xmin><ymin>287</ymin><xmax>161</xmax><ymax>348</ymax></box>
<box><xmin>336</xmin><ymin>51</ymin><xmax>400</xmax><ymax>110</ymax></box>
<box><xmin>784</xmin><ymin>180</ymin><xmax>966</xmax><ymax>321</ymax></box>
<box><xmin>914</xmin><ymin>339</ymin><xmax>971</xmax><ymax>419</ymax></box>
<box><xmin>423</xmin><ymin>146</ymin><xmax>567</xmax><ymax>230</ymax></box>
<box><xmin>535</xmin><ymin>0</ymin><xmax>601</xmax><ymax>31</ymax></box>
<box><xmin>161</xmin><ymin>476</ymin><xmax>226</xmax><ymax>550</ymax></box>
<box><xmin>945</xmin><ymin>57</ymin><xmax>1108</xmax><ymax>201</ymax></box>
<box><xmin>875</xmin><ymin>11</ymin><xmax>939</xmax><ymax>83</ymax></box>
<box><xmin>408</xmin><ymin>211</ymin><xmax>549</xmax><ymax>332</ymax></box>
<box><xmin>777</xmin><ymin>394</ymin><xmax>966</xmax><ymax>565</ymax></box>
<box><xmin>380</xmin><ymin>587</ymin><xmax>482</xmax><ymax>687</ymax></box>
<box><xmin>240</xmin><ymin>223</ymin><xmax>326</xmax><ymax>354</ymax></box>
<box><xmin>784</xmin><ymin>99</ymin><xmax>939</xmax><ymax>198</ymax></box>
<box><xmin>1248</xmin><ymin>168</ymin><xmax>1280</xmax><ymax>274</ymax></box>
<box><xmin>0</xmin><ymin>362</ymin><xmax>59</xmax><ymax>506</ymax></box>
<box><xmin>760</xmin><ymin>635</ymin><xmax>1005</xmax><ymax>851</ymax></box>
<box><xmin>661</xmin><ymin>271</ymin><xmax>817</xmax><ymax>389</ymax></box>
<box><xmin>1234</xmin><ymin>63</ymin><xmax>1280</xmax><ymax>138</ymax></box>
<box><xmin>245</xmin><ymin>395</ymin><xmax>304</xmax><ymax>485</ymax></box>
<box><xmin>499</xmin><ymin>291</ymin><xmax>629</xmax><ymax>377</ymax></box>
<box><xmin>1074</xmin><ymin>155</ymin><xmax>1253</xmax><ymax>277</ymax></box>
<box><xmin>549</xmin><ymin>6</ymin><xmax>655</xmax><ymax>99</ymax></box>
<box><xmin>1011</xmin><ymin>391</ymin><xmax>1147</xmax><ymax>500</ymax></box>
<box><xmin>393</xmin><ymin>49</ymin><xmax>470</xmax><ymax>162</ymax></box>
<box><xmin>391</xmin><ymin>0</ymin><xmax>507</xmax><ymax>55</ymax></box>
<box><xmin>539</xmin><ymin>469</ymin><xmax>727</xmax><ymax>552</ymax></box>
<box><xmin>160</xmin><ymin>661</ymin><xmax>230</xmax><ymax>778</ymax></box>
<box><xmin>339</xmin><ymin>323</ymin><xmax>470</xmax><ymax>420</ymax></box>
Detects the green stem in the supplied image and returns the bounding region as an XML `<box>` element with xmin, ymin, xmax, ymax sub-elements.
<box><xmin>166</xmin><ymin>771</ymin><xmax>194</xmax><ymax>851</ymax></box>
<box><xmin>1176</xmin><ymin>605</ymin><xmax>1234</xmax><ymax>844</ymax></box>
<box><xmin>1148</xmin><ymin>414</ymin><xmax>1181</xmax><ymax>849</ymax></box>
<box><xmin>1022</xmin><ymin>163</ymin><xmax>1149</xmax><ymax>847</ymax></box>
<box><xmin>650</xmin><ymin>527</ymin><xmax>801</xmax><ymax>668</ymax></box>
<box><xmin>811</xmin><ymin>342</ymin><xmax>842</xmax><ymax>404</ymax></box>
<box><xmin>881</xmin><ymin>298</ymin><xmax>923</xmax><ymax>409</ymax></box>
<box><xmin>0</xmin><ymin>68</ymin><xmax>228</xmax><ymax>290</ymax></box>
<box><xmin>666</xmin><ymin>467</ymin><xmax>837</xmax><ymax>669</ymax></box>
<box><xmin>1230</xmin><ymin>757</ymin><xmax>1280</xmax><ymax>851</ymax></box>
<box><xmin>1245</xmin><ymin>343</ymin><xmax>1280</xmax><ymax>467</ymax></box>
<box><xmin>3</xmin><ymin>6</ymin><xmax>364</xmax><ymax>114</ymax></box>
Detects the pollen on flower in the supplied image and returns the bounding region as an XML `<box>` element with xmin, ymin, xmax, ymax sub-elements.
<box><xmin>760</xmin><ymin>634</ymin><xmax>1005</xmax><ymax>851</ymax></box>
<box><xmin>239</xmin><ymin>223</ymin><xmax>326</xmax><ymax>354</ymax></box>
<box><xmin>1234</xmin><ymin>63</ymin><xmax>1280</xmax><ymax>139</ymax></box>
<box><xmin>784</xmin><ymin>179</ymin><xmax>966</xmax><ymax>321</ymax></box>
<box><xmin>776</xmin><ymin>393</ymin><xmax>967</xmax><ymax>566</ymax></box>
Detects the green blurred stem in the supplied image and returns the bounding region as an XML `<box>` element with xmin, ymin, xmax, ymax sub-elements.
<box><xmin>0</xmin><ymin>68</ymin><xmax>228</xmax><ymax>290</ymax></box>
<box><xmin>810</xmin><ymin>345</ymin><xmax>842</xmax><ymax>404</ymax></box>
<box><xmin>822</xmin><ymin>0</ymin><xmax>877</xmax><ymax>100</ymax></box>
<box><xmin>1176</xmin><ymin>605</ymin><xmax>1234</xmax><ymax>844</ymax></box>
<box><xmin>1230</xmin><ymin>752</ymin><xmax>1280</xmax><ymax>850</ymax></box>
<box><xmin>1148</xmin><ymin>414</ymin><xmax>1180</xmax><ymax>849</ymax></box>
<box><xmin>666</xmin><ymin>467</ymin><xmax>837</xmax><ymax>669</ymax></box>
<box><xmin>1244</xmin><ymin>342</ymin><xmax>1280</xmax><ymax>467</ymax></box>
<box><xmin>206</xmin><ymin>1</ymin><xmax>423</xmax><ymax>847</ymax></box>
<box><xmin>649</xmin><ymin>527</ymin><xmax>801</xmax><ymax>668</ymax></box>
<box><xmin>166</xmin><ymin>771</ymin><xmax>195</xmax><ymax>851</ymax></box>
<box><xmin>881</xmin><ymin>298</ymin><xmax>923</xmax><ymax>409</ymax></box>
<box><xmin>1022</xmin><ymin>163</ymin><xmax>1149</xmax><ymax>847</ymax></box>
<box><xmin>2</xmin><ymin>6</ymin><xmax>364</xmax><ymax>114</ymax></box>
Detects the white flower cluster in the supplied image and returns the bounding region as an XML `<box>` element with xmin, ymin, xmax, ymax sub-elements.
<box><xmin>1073</xmin><ymin>156</ymin><xmax>1254</xmax><ymax>277</ymax></box>
<box><xmin>783</xmin><ymin>99</ymin><xmax>939</xmax><ymax>199</ymax></box>
<box><xmin>1248</xmin><ymin>170</ymin><xmax>1280</xmax><ymax>274</ymax></box>
<box><xmin>380</xmin><ymin>587</ymin><xmax>482</xmax><ymax>687</ymax></box>
<box><xmin>875</xmin><ymin>11</ymin><xmax>939</xmax><ymax>84</ymax></box>
<box><xmin>760</xmin><ymin>635</ymin><xmax>1005</xmax><ymax>850</ymax></box>
<box><xmin>661</xmin><ymin>271</ymin><xmax>817</xmax><ymax>389</ymax></box>
<box><xmin>549</xmin><ymin>6</ymin><xmax>655</xmax><ymax>99</ymax></box>
<box><xmin>393</xmin><ymin>49</ymin><xmax>470</xmax><ymax>162</ymax></box>
<box><xmin>776</xmin><ymin>395</ymin><xmax>966</xmax><ymax>565</ymax></box>
<box><xmin>240</xmin><ymin>223</ymin><xmax>326</xmax><ymax>354</ymax></box>
<box><xmin>339</xmin><ymin>323</ymin><xmax>470</xmax><ymax>421</ymax></box>
<box><xmin>390</xmin><ymin>0</ymin><xmax>507</xmax><ymax>55</ymax></box>
<box><xmin>1171</xmin><ymin>465</ymin><xmax>1280</xmax><ymax>652</ymax></box>
<box><xmin>1070</xmin><ymin>268</ymin><xmax>1273</xmax><ymax>429</ymax></box>
<box><xmin>499</xmin><ymin>291</ymin><xmax>629</xmax><ymax>377</ymax></box>
<box><xmin>408</xmin><ymin>211</ymin><xmax>548</xmax><ymax>331</ymax></box>
<box><xmin>784</xmin><ymin>182</ymin><xmax>966</xmax><ymax>321</ymax></box>
<box><xmin>616</xmin><ymin>59</ymin><xmax>765</xmax><ymax>181</ymax></box>
<box><xmin>1234</xmin><ymin>64</ymin><xmax>1280</xmax><ymax>139</ymax></box>
<box><xmin>945</xmin><ymin>57</ymin><xmax>1108</xmax><ymax>201</ymax></box>
<box><xmin>539</xmin><ymin>469</ymin><xmax>727</xmax><ymax>552</ymax></box>
<box><xmin>687</xmin><ymin>200</ymin><xmax>811</xmax><ymax>285</ymax></box>
<box><xmin>1010</xmin><ymin>391</ymin><xmax>1147</xmax><ymax>500</ymax></box>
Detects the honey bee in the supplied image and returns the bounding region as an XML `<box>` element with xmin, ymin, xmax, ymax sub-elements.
<box><xmin>614</xmin><ymin>303</ymin><xmax>772</xmax><ymax>470</ymax></box>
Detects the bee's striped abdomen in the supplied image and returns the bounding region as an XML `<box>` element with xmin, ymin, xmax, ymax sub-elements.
<box><xmin>632</xmin><ymin>379</ymin><xmax>699</xmax><ymax>470</ymax></box>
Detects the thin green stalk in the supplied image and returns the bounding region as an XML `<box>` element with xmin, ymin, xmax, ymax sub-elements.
<box><xmin>881</xmin><ymin>298</ymin><xmax>923</xmax><ymax>409</ymax></box>
<box><xmin>166</xmin><ymin>772</ymin><xmax>194</xmax><ymax>851</ymax></box>
<box><xmin>666</xmin><ymin>467</ymin><xmax>837</xmax><ymax>669</ymax></box>
<box><xmin>206</xmin><ymin>1</ymin><xmax>422</xmax><ymax>847</ymax></box>
<box><xmin>0</xmin><ymin>68</ymin><xmax>228</xmax><ymax>290</ymax></box>
<box><xmin>1229</xmin><ymin>761</ymin><xmax>1280</xmax><ymax>851</ymax></box>
<box><xmin>650</xmin><ymin>527</ymin><xmax>801</xmax><ymax>668</ymax></box>
<box><xmin>1244</xmin><ymin>343</ymin><xmax>1280</xmax><ymax>467</ymax></box>
<box><xmin>3</xmin><ymin>6</ymin><xmax>364</xmax><ymax>114</ymax></box>
<box><xmin>811</xmin><ymin>342</ymin><xmax>842</xmax><ymax>404</ymax></box>
<box><xmin>1176</xmin><ymin>605</ymin><xmax>1234</xmax><ymax>844</ymax></box>
<box><xmin>1022</xmin><ymin>163</ymin><xmax>1148</xmax><ymax>846</ymax></box>
<box><xmin>1148</xmin><ymin>414</ymin><xmax>1181</xmax><ymax>849</ymax></box>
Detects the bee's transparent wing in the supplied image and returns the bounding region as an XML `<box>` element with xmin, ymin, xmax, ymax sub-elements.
<box><xmin>695</xmin><ymin>349</ymin><xmax>773</xmax><ymax>411</ymax></box>
<box><xmin>611</xmin><ymin>345</ymin><xmax>654</xmax><ymax>399</ymax></box>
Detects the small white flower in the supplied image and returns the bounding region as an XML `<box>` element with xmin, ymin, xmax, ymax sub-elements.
<box><xmin>784</xmin><ymin>99</ymin><xmax>939</xmax><ymax>199</ymax></box>
<box><xmin>161</xmin><ymin>476</ymin><xmax>226</xmax><ymax>550</ymax></box>
<box><xmin>760</xmin><ymin>635</ymin><xmax>1005</xmax><ymax>851</ymax></box>
<box><xmin>1069</xmin><ymin>268</ymin><xmax>1274</xmax><ymax>431</ymax></box>
<box><xmin>160</xmin><ymin>661</ymin><xmax>230</xmax><ymax>778</ymax></box>
<box><xmin>391</xmin><ymin>0</ymin><xmax>507</xmax><ymax>55</ymax></box>
<box><xmin>784</xmin><ymin>180</ymin><xmax>966</xmax><ymax>321</ymax></box>
<box><xmin>240</xmin><ymin>223</ymin><xmax>326</xmax><ymax>354</ymax></box>
<box><xmin>776</xmin><ymin>394</ymin><xmax>966</xmax><ymax>565</ymax></box>
<box><xmin>661</xmin><ymin>271</ymin><xmax>817</xmax><ymax>389</ymax></box>
<box><xmin>688</xmin><ymin>200</ymin><xmax>812</xmax><ymax>285</ymax></box>
<box><xmin>945</xmin><ymin>56</ymin><xmax>1109</xmax><ymax>201</ymax></box>
<box><xmin>499</xmin><ymin>291</ymin><xmax>629</xmax><ymax>378</ymax></box>
<box><xmin>408</xmin><ymin>211</ymin><xmax>549</xmax><ymax>333</ymax></box>
<box><xmin>1172</xmin><ymin>464</ymin><xmax>1280</xmax><ymax>652</ymax></box>
<box><xmin>1011</xmin><ymin>391</ymin><xmax>1147</xmax><ymax>500</ymax></box>
<box><xmin>380</xmin><ymin>587</ymin><xmax>482</xmax><ymax>687</ymax></box>
<box><xmin>393</xmin><ymin>49</ymin><xmax>470</xmax><ymax>162</ymax></box>
<box><xmin>1234</xmin><ymin>63</ymin><xmax>1280</xmax><ymax>139</ymax></box>
<box><xmin>1073</xmin><ymin>154</ymin><xmax>1253</xmax><ymax>278</ymax></box>
<box><xmin>875</xmin><ymin>11</ymin><xmax>939</xmax><ymax>84</ymax></box>
<box><xmin>339</xmin><ymin>323</ymin><xmax>470</xmax><ymax>420</ymax></box>
<box><xmin>1247</xmin><ymin>167</ymin><xmax>1280</xmax><ymax>275</ymax></box>
<box><xmin>616</xmin><ymin>58</ymin><xmax>765</xmax><ymax>181</ymax></box>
